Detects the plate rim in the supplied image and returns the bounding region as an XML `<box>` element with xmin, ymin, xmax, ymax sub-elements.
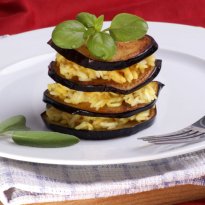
<box><xmin>0</xmin><ymin>22</ymin><xmax>205</xmax><ymax>165</ymax></box>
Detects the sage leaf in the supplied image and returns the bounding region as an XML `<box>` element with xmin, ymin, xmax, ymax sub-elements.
<box><xmin>94</xmin><ymin>15</ymin><xmax>104</xmax><ymax>31</ymax></box>
<box><xmin>76</xmin><ymin>12</ymin><xmax>97</xmax><ymax>28</ymax></box>
<box><xmin>87</xmin><ymin>32</ymin><xmax>116</xmax><ymax>60</ymax></box>
<box><xmin>10</xmin><ymin>131</ymin><xmax>80</xmax><ymax>148</ymax></box>
<box><xmin>52</xmin><ymin>20</ymin><xmax>86</xmax><ymax>49</ymax></box>
<box><xmin>0</xmin><ymin>115</ymin><xmax>29</xmax><ymax>134</ymax></box>
<box><xmin>109</xmin><ymin>13</ymin><xmax>148</xmax><ymax>41</ymax></box>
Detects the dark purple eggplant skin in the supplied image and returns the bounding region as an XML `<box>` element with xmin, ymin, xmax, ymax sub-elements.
<box><xmin>42</xmin><ymin>82</ymin><xmax>164</xmax><ymax>118</ymax></box>
<box><xmin>48</xmin><ymin>59</ymin><xmax>162</xmax><ymax>94</ymax></box>
<box><xmin>43</xmin><ymin>97</ymin><xmax>155</xmax><ymax>118</ymax></box>
<box><xmin>47</xmin><ymin>35</ymin><xmax>158</xmax><ymax>71</ymax></box>
<box><xmin>41</xmin><ymin>109</ymin><xmax>156</xmax><ymax>140</ymax></box>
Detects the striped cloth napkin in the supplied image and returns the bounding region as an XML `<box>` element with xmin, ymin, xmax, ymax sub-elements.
<box><xmin>1</xmin><ymin>150</ymin><xmax>205</xmax><ymax>205</ymax></box>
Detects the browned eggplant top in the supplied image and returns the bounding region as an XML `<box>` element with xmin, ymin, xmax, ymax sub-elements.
<box><xmin>76</xmin><ymin>35</ymin><xmax>156</xmax><ymax>62</ymax></box>
<box><xmin>48</xmin><ymin>35</ymin><xmax>158</xmax><ymax>70</ymax></box>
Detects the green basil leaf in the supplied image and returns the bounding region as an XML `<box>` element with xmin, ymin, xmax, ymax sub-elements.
<box><xmin>83</xmin><ymin>27</ymin><xmax>96</xmax><ymax>40</ymax></box>
<box><xmin>76</xmin><ymin>12</ymin><xmax>97</xmax><ymax>28</ymax></box>
<box><xmin>10</xmin><ymin>131</ymin><xmax>80</xmax><ymax>148</ymax></box>
<box><xmin>87</xmin><ymin>32</ymin><xmax>116</xmax><ymax>60</ymax></box>
<box><xmin>52</xmin><ymin>20</ymin><xmax>86</xmax><ymax>49</ymax></box>
<box><xmin>94</xmin><ymin>15</ymin><xmax>104</xmax><ymax>31</ymax></box>
<box><xmin>109</xmin><ymin>13</ymin><xmax>148</xmax><ymax>41</ymax></box>
<box><xmin>0</xmin><ymin>115</ymin><xmax>29</xmax><ymax>134</ymax></box>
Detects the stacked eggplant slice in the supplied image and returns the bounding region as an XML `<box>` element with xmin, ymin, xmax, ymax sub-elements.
<box><xmin>41</xmin><ymin>34</ymin><xmax>163</xmax><ymax>140</ymax></box>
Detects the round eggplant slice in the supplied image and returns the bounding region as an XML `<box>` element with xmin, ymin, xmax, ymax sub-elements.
<box><xmin>47</xmin><ymin>35</ymin><xmax>158</xmax><ymax>71</ymax></box>
<box><xmin>43</xmin><ymin>82</ymin><xmax>164</xmax><ymax>117</ymax></box>
<box><xmin>48</xmin><ymin>59</ymin><xmax>162</xmax><ymax>94</ymax></box>
<box><xmin>43</xmin><ymin>98</ymin><xmax>156</xmax><ymax>118</ymax></box>
<box><xmin>41</xmin><ymin>107</ymin><xmax>156</xmax><ymax>140</ymax></box>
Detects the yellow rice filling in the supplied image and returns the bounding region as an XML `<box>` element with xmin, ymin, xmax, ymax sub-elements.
<box><xmin>56</xmin><ymin>54</ymin><xmax>155</xmax><ymax>84</ymax></box>
<box><xmin>46</xmin><ymin>106</ymin><xmax>152</xmax><ymax>131</ymax></box>
<box><xmin>48</xmin><ymin>82</ymin><xmax>157</xmax><ymax>110</ymax></box>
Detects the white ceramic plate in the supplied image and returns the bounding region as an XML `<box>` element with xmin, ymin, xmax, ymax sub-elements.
<box><xmin>0</xmin><ymin>22</ymin><xmax>205</xmax><ymax>165</ymax></box>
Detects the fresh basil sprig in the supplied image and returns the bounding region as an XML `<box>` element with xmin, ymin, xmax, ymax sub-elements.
<box><xmin>0</xmin><ymin>116</ymin><xmax>80</xmax><ymax>148</ymax></box>
<box><xmin>51</xmin><ymin>12</ymin><xmax>148</xmax><ymax>60</ymax></box>
<box><xmin>52</xmin><ymin>20</ymin><xmax>86</xmax><ymax>49</ymax></box>
<box><xmin>87</xmin><ymin>32</ymin><xmax>116</xmax><ymax>60</ymax></box>
<box><xmin>94</xmin><ymin>15</ymin><xmax>104</xmax><ymax>31</ymax></box>
<box><xmin>109</xmin><ymin>13</ymin><xmax>148</xmax><ymax>42</ymax></box>
<box><xmin>76</xmin><ymin>12</ymin><xmax>97</xmax><ymax>28</ymax></box>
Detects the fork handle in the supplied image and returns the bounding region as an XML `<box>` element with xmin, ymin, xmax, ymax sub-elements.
<box><xmin>193</xmin><ymin>116</ymin><xmax>205</xmax><ymax>128</ymax></box>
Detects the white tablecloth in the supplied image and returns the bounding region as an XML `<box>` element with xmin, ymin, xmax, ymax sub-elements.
<box><xmin>1</xmin><ymin>149</ymin><xmax>205</xmax><ymax>205</ymax></box>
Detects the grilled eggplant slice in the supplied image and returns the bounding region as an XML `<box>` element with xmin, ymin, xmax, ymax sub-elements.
<box><xmin>43</xmin><ymin>97</ymin><xmax>156</xmax><ymax>118</ymax></box>
<box><xmin>48</xmin><ymin>59</ymin><xmax>161</xmax><ymax>94</ymax></box>
<box><xmin>43</xmin><ymin>81</ymin><xmax>163</xmax><ymax>116</ymax></box>
<box><xmin>41</xmin><ymin>107</ymin><xmax>156</xmax><ymax>140</ymax></box>
<box><xmin>48</xmin><ymin>35</ymin><xmax>158</xmax><ymax>71</ymax></box>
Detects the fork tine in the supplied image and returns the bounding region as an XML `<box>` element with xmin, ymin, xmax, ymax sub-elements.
<box><xmin>140</xmin><ymin>129</ymin><xmax>192</xmax><ymax>140</ymax></box>
<box><xmin>142</xmin><ymin>130</ymin><xmax>199</xmax><ymax>141</ymax></box>
<box><xmin>193</xmin><ymin>115</ymin><xmax>205</xmax><ymax>128</ymax></box>
<box><xmin>145</xmin><ymin>132</ymin><xmax>205</xmax><ymax>143</ymax></box>
<box><xmin>149</xmin><ymin>133</ymin><xmax>205</xmax><ymax>144</ymax></box>
<box><xmin>139</xmin><ymin>116</ymin><xmax>205</xmax><ymax>144</ymax></box>
<box><xmin>143</xmin><ymin>132</ymin><xmax>205</xmax><ymax>144</ymax></box>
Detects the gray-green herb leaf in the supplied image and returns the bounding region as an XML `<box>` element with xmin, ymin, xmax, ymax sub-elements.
<box><xmin>9</xmin><ymin>131</ymin><xmax>80</xmax><ymax>148</ymax></box>
<box><xmin>52</xmin><ymin>20</ymin><xmax>86</xmax><ymax>49</ymax></box>
<box><xmin>109</xmin><ymin>13</ymin><xmax>148</xmax><ymax>41</ymax></box>
<box><xmin>87</xmin><ymin>32</ymin><xmax>116</xmax><ymax>60</ymax></box>
<box><xmin>0</xmin><ymin>115</ymin><xmax>29</xmax><ymax>133</ymax></box>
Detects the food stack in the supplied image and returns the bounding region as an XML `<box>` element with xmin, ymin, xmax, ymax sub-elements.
<box><xmin>41</xmin><ymin>13</ymin><xmax>163</xmax><ymax>139</ymax></box>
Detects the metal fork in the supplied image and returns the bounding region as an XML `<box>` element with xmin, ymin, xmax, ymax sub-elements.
<box><xmin>140</xmin><ymin>116</ymin><xmax>205</xmax><ymax>144</ymax></box>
